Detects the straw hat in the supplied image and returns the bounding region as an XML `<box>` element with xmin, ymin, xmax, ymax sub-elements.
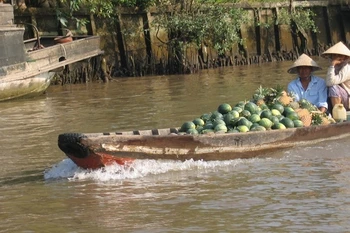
<box><xmin>321</xmin><ymin>41</ymin><xmax>350</xmax><ymax>58</ymax></box>
<box><xmin>287</xmin><ymin>53</ymin><xmax>322</xmax><ymax>74</ymax></box>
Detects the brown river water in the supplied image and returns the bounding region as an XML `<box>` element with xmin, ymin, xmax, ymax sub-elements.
<box><xmin>1</xmin><ymin>59</ymin><xmax>350</xmax><ymax>233</ymax></box>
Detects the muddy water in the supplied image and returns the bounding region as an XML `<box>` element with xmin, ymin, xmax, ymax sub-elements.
<box><xmin>1</xmin><ymin>59</ymin><xmax>350</xmax><ymax>233</ymax></box>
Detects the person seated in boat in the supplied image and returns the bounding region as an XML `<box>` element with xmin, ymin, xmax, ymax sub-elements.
<box><xmin>287</xmin><ymin>53</ymin><xmax>328</xmax><ymax>113</ymax></box>
<box><xmin>322</xmin><ymin>41</ymin><xmax>350</xmax><ymax>111</ymax></box>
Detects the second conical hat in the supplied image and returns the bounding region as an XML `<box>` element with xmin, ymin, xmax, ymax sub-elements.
<box><xmin>287</xmin><ymin>54</ymin><xmax>321</xmax><ymax>74</ymax></box>
<box><xmin>322</xmin><ymin>41</ymin><xmax>350</xmax><ymax>58</ymax></box>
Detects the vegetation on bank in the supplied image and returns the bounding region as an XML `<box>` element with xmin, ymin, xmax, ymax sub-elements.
<box><xmin>19</xmin><ymin>0</ymin><xmax>350</xmax><ymax>78</ymax></box>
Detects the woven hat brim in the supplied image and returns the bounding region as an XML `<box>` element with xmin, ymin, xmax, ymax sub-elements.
<box><xmin>321</xmin><ymin>41</ymin><xmax>350</xmax><ymax>58</ymax></box>
<box><xmin>287</xmin><ymin>54</ymin><xmax>322</xmax><ymax>74</ymax></box>
<box><xmin>287</xmin><ymin>66</ymin><xmax>322</xmax><ymax>74</ymax></box>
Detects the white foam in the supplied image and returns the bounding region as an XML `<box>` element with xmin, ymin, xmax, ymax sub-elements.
<box><xmin>44</xmin><ymin>158</ymin><xmax>250</xmax><ymax>182</ymax></box>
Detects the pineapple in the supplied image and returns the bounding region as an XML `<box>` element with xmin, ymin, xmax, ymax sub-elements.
<box><xmin>289</xmin><ymin>101</ymin><xmax>300</xmax><ymax>109</ymax></box>
<box><xmin>295</xmin><ymin>108</ymin><xmax>311</xmax><ymax>118</ymax></box>
<box><xmin>299</xmin><ymin>98</ymin><xmax>318</xmax><ymax>112</ymax></box>
<box><xmin>252</xmin><ymin>86</ymin><xmax>269</xmax><ymax>106</ymax></box>
<box><xmin>300</xmin><ymin>114</ymin><xmax>312</xmax><ymax>127</ymax></box>
<box><xmin>278</xmin><ymin>95</ymin><xmax>293</xmax><ymax>106</ymax></box>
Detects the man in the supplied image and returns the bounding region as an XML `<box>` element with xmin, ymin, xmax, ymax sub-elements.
<box><xmin>322</xmin><ymin>41</ymin><xmax>350</xmax><ymax>111</ymax></box>
<box><xmin>287</xmin><ymin>53</ymin><xmax>328</xmax><ymax>113</ymax></box>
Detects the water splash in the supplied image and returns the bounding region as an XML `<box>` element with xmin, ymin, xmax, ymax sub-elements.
<box><xmin>44</xmin><ymin>158</ymin><xmax>251</xmax><ymax>182</ymax></box>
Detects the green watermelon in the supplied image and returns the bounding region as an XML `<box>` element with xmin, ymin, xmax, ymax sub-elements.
<box><xmin>293</xmin><ymin>119</ymin><xmax>304</xmax><ymax>127</ymax></box>
<box><xmin>283</xmin><ymin>106</ymin><xmax>295</xmax><ymax>117</ymax></box>
<box><xmin>272</xmin><ymin>103</ymin><xmax>284</xmax><ymax>114</ymax></box>
<box><xmin>218</xmin><ymin>103</ymin><xmax>232</xmax><ymax>114</ymax></box>
<box><xmin>213</xmin><ymin>119</ymin><xmax>226</xmax><ymax>127</ymax></box>
<box><xmin>286</xmin><ymin>111</ymin><xmax>299</xmax><ymax>121</ymax></box>
<box><xmin>272</xmin><ymin>122</ymin><xmax>287</xmax><ymax>130</ymax></box>
<box><xmin>214</xmin><ymin>124</ymin><xmax>228</xmax><ymax>133</ymax></box>
<box><xmin>236</xmin><ymin>125</ymin><xmax>250</xmax><ymax>132</ymax></box>
<box><xmin>236</xmin><ymin>117</ymin><xmax>253</xmax><ymax>129</ymax></box>
<box><xmin>260</xmin><ymin>109</ymin><xmax>272</xmax><ymax>119</ymax></box>
<box><xmin>259</xmin><ymin>118</ymin><xmax>273</xmax><ymax>129</ymax></box>
<box><xmin>280</xmin><ymin>117</ymin><xmax>294</xmax><ymax>128</ymax></box>
<box><xmin>248</xmin><ymin>114</ymin><xmax>261</xmax><ymax>123</ymax></box>
<box><xmin>193</xmin><ymin>118</ymin><xmax>205</xmax><ymax>127</ymax></box>
<box><xmin>240</xmin><ymin>109</ymin><xmax>251</xmax><ymax>118</ymax></box>
<box><xmin>180</xmin><ymin>121</ymin><xmax>196</xmax><ymax>132</ymax></box>
<box><xmin>250</xmin><ymin>125</ymin><xmax>267</xmax><ymax>131</ymax></box>
<box><xmin>187</xmin><ymin>128</ymin><xmax>199</xmax><ymax>135</ymax></box>
<box><xmin>244</xmin><ymin>102</ymin><xmax>259</xmax><ymax>114</ymax></box>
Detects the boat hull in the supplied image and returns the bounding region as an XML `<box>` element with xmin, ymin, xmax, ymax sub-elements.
<box><xmin>58</xmin><ymin>121</ymin><xmax>350</xmax><ymax>169</ymax></box>
<box><xmin>0</xmin><ymin>72</ymin><xmax>54</xmax><ymax>101</ymax></box>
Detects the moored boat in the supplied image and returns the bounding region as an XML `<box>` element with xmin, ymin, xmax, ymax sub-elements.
<box><xmin>0</xmin><ymin>3</ymin><xmax>103</xmax><ymax>101</ymax></box>
<box><xmin>58</xmin><ymin>121</ymin><xmax>350</xmax><ymax>169</ymax></box>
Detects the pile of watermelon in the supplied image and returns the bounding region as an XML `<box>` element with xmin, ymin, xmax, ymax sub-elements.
<box><xmin>178</xmin><ymin>99</ymin><xmax>325</xmax><ymax>135</ymax></box>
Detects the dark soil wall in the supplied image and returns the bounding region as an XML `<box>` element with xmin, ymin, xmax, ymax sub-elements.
<box><xmin>13</xmin><ymin>1</ymin><xmax>350</xmax><ymax>83</ymax></box>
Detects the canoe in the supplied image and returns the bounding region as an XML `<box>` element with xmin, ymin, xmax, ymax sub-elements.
<box><xmin>58</xmin><ymin>121</ymin><xmax>350</xmax><ymax>169</ymax></box>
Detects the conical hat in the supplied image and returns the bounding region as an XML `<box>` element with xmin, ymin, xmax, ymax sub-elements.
<box><xmin>321</xmin><ymin>41</ymin><xmax>350</xmax><ymax>58</ymax></box>
<box><xmin>287</xmin><ymin>54</ymin><xmax>322</xmax><ymax>74</ymax></box>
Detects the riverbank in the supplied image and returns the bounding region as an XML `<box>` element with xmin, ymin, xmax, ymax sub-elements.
<box><xmin>13</xmin><ymin>1</ymin><xmax>350</xmax><ymax>82</ymax></box>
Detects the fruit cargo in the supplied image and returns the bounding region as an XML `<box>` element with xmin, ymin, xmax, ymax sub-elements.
<box><xmin>57</xmin><ymin>86</ymin><xmax>349</xmax><ymax>170</ymax></box>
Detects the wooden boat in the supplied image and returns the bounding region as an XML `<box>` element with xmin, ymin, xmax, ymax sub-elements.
<box><xmin>0</xmin><ymin>3</ymin><xmax>103</xmax><ymax>101</ymax></box>
<box><xmin>58</xmin><ymin>121</ymin><xmax>350</xmax><ymax>169</ymax></box>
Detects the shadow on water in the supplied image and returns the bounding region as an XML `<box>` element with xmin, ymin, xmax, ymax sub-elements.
<box><xmin>0</xmin><ymin>169</ymin><xmax>44</xmax><ymax>186</ymax></box>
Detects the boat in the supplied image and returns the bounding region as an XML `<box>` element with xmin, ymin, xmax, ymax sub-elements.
<box><xmin>58</xmin><ymin>121</ymin><xmax>350</xmax><ymax>169</ymax></box>
<box><xmin>0</xmin><ymin>3</ymin><xmax>103</xmax><ymax>101</ymax></box>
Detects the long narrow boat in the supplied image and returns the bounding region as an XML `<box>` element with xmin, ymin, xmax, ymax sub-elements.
<box><xmin>58</xmin><ymin>121</ymin><xmax>350</xmax><ymax>169</ymax></box>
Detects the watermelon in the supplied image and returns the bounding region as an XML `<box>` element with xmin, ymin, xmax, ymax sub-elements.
<box><xmin>272</xmin><ymin>122</ymin><xmax>287</xmax><ymax>130</ymax></box>
<box><xmin>236</xmin><ymin>117</ymin><xmax>253</xmax><ymax>129</ymax></box>
<box><xmin>200</xmin><ymin>113</ymin><xmax>212</xmax><ymax>122</ymax></box>
<box><xmin>286</xmin><ymin>111</ymin><xmax>299</xmax><ymax>121</ymax></box>
<box><xmin>203</xmin><ymin>122</ymin><xmax>214</xmax><ymax>130</ymax></box>
<box><xmin>280</xmin><ymin>117</ymin><xmax>294</xmax><ymax>128</ymax></box>
<box><xmin>228</xmin><ymin>110</ymin><xmax>240</xmax><ymax>119</ymax></box>
<box><xmin>218</xmin><ymin>103</ymin><xmax>232</xmax><ymax>114</ymax></box>
<box><xmin>232</xmin><ymin>106</ymin><xmax>243</xmax><ymax>113</ymax></box>
<box><xmin>201</xmin><ymin>129</ymin><xmax>215</xmax><ymax>134</ymax></box>
<box><xmin>283</xmin><ymin>106</ymin><xmax>295</xmax><ymax>116</ymax></box>
<box><xmin>248</xmin><ymin>114</ymin><xmax>261</xmax><ymax>123</ymax></box>
<box><xmin>250</xmin><ymin>125</ymin><xmax>267</xmax><ymax>131</ymax></box>
<box><xmin>213</xmin><ymin>119</ymin><xmax>226</xmax><ymax>127</ymax></box>
<box><xmin>258</xmin><ymin>118</ymin><xmax>273</xmax><ymax>129</ymax></box>
<box><xmin>193</xmin><ymin>118</ymin><xmax>205</xmax><ymax>127</ymax></box>
<box><xmin>210</xmin><ymin>111</ymin><xmax>224</xmax><ymax>120</ymax></box>
<box><xmin>269</xmin><ymin>115</ymin><xmax>280</xmax><ymax>126</ymax></box>
<box><xmin>244</xmin><ymin>102</ymin><xmax>259</xmax><ymax>114</ymax></box>
<box><xmin>260</xmin><ymin>109</ymin><xmax>272</xmax><ymax>119</ymax></box>
<box><xmin>271</xmin><ymin>109</ymin><xmax>282</xmax><ymax>117</ymax></box>
<box><xmin>180</xmin><ymin>121</ymin><xmax>196</xmax><ymax>132</ymax></box>
<box><xmin>240</xmin><ymin>109</ymin><xmax>251</xmax><ymax>118</ymax></box>
<box><xmin>236</xmin><ymin>125</ymin><xmax>250</xmax><ymax>132</ymax></box>
<box><xmin>214</xmin><ymin>124</ymin><xmax>228</xmax><ymax>133</ymax></box>
<box><xmin>272</xmin><ymin>103</ymin><xmax>284</xmax><ymax>114</ymax></box>
<box><xmin>293</xmin><ymin>119</ymin><xmax>304</xmax><ymax>127</ymax></box>
<box><xmin>187</xmin><ymin>128</ymin><xmax>199</xmax><ymax>135</ymax></box>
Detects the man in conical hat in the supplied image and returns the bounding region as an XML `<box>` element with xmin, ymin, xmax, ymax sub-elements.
<box><xmin>322</xmin><ymin>41</ymin><xmax>350</xmax><ymax>110</ymax></box>
<box><xmin>287</xmin><ymin>53</ymin><xmax>328</xmax><ymax>113</ymax></box>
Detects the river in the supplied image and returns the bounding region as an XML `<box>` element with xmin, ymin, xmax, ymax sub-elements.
<box><xmin>1</xmin><ymin>59</ymin><xmax>350</xmax><ymax>233</ymax></box>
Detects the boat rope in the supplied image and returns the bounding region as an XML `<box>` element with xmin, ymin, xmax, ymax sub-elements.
<box><xmin>59</xmin><ymin>44</ymin><xmax>67</xmax><ymax>60</ymax></box>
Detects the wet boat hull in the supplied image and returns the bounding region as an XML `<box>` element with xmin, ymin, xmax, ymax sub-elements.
<box><xmin>58</xmin><ymin>121</ymin><xmax>350</xmax><ymax>169</ymax></box>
